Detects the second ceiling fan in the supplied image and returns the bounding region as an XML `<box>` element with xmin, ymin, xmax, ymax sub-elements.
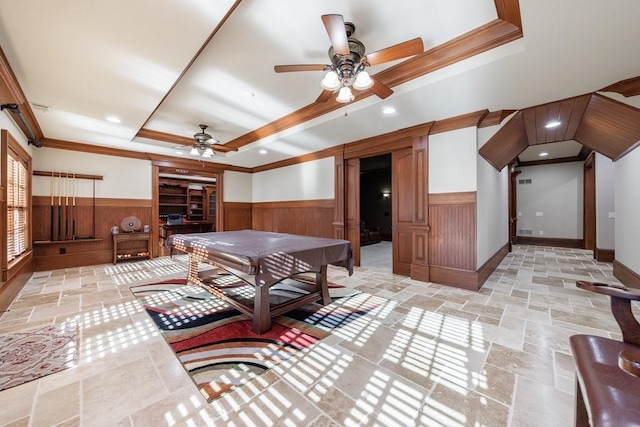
<box><xmin>274</xmin><ymin>14</ymin><xmax>424</xmax><ymax>103</ymax></box>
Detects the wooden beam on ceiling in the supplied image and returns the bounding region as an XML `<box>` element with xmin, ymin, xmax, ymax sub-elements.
<box><xmin>599</xmin><ymin>75</ymin><xmax>640</xmax><ymax>98</ymax></box>
<box><xmin>574</xmin><ymin>93</ymin><xmax>640</xmax><ymax>161</ymax></box>
<box><xmin>479</xmin><ymin>111</ymin><xmax>529</xmax><ymax>171</ymax></box>
<box><xmin>520</xmin><ymin>95</ymin><xmax>591</xmax><ymax>145</ymax></box>
<box><xmin>223</xmin><ymin>3</ymin><xmax>524</xmax><ymax>151</ymax></box>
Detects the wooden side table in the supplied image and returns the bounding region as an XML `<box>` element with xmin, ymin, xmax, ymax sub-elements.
<box><xmin>112</xmin><ymin>232</ymin><xmax>151</xmax><ymax>264</ymax></box>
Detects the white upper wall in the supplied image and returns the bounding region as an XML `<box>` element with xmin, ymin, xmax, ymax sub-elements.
<box><xmin>32</xmin><ymin>147</ymin><xmax>152</xmax><ymax>199</ymax></box>
<box><xmin>476</xmin><ymin>124</ymin><xmax>508</xmax><ymax>268</ymax></box>
<box><xmin>223</xmin><ymin>170</ymin><xmax>252</xmax><ymax>202</ymax></box>
<box><xmin>516</xmin><ymin>162</ymin><xmax>584</xmax><ymax>239</ymax></box>
<box><xmin>429</xmin><ymin>127</ymin><xmax>477</xmax><ymax>193</ymax></box>
<box><xmin>595</xmin><ymin>153</ymin><xmax>615</xmax><ymax>250</ymax></box>
<box><xmin>1</xmin><ymin>113</ymin><xmax>32</xmax><ymax>155</ymax></box>
<box><xmin>615</xmin><ymin>146</ymin><xmax>640</xmax><ymax>274</ymax></box>
<box><xmin>252</xmin><ymin>157</ymin><xmax>334</xmax><ymax>202</ymax></box>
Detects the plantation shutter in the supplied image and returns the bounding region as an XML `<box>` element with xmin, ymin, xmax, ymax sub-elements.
<box><xmin>7</xmin><ymin>149</ymin><xmax>27</xmax><ymax>262</ymax></box>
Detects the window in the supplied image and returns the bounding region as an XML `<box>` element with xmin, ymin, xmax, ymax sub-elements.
<box><xmin>7</xmin><ymin>149</ymin><xmax>28</xmax><ymax>261</ymax></box>
<box><xmin>1</xmin><ymin>129</ymin><xmax>32</xmax><ymax>275</ymax></box>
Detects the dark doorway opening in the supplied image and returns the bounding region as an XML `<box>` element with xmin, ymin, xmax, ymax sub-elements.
<box><xmin>360</xmin><ymin>154</ymin><xmax>392</xmax><ymax>243</ymax></box>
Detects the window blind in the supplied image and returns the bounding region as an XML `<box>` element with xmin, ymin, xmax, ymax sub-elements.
<box><xmin>7</xmin><ymin>150</ymin><xmax>27</xmax><ymax>262</ymax></box>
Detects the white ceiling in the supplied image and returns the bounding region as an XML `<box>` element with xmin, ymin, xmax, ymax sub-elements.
<box><xmin>1</xmin><ymin>0</ymin><xmax>639</xmax><ymax>168</ymax></box>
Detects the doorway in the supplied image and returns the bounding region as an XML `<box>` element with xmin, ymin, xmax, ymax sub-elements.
<box><xmin>360</xmin><ymin>154</ymin><xmax>392</xmax><ymax>270</ymax></box>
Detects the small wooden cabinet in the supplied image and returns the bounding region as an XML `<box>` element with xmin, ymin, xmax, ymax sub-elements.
<box><xmin>113</xmin><ymin>232</ymin><xmax>151</xmax><ymax>264</ymax></box>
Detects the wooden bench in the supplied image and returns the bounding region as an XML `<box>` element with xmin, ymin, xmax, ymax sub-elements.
<box><xmin>570</xmin><ymin>280</ymin><xmax>640</xmax><ymax>426</ymax></box>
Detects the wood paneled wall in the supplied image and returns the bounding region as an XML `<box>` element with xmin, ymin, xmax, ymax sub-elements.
<box><xmin>223</xmin><ymin>202</ymin><xmax>252</xmax><ymax>231</ymax></box>
<box><xmin>428</xmin><ymin>192</ymin><xmax>478</xmax><ymax>290</ymax></box>
<box><xmin>252</xmin><ymin>199</ymin><xmax>335</xmax><ymax>238</ymax></box>
<box><xmin>32</xmin><ymin>196</ymin><xmax>152</xmax><ymax>270</ymax></box>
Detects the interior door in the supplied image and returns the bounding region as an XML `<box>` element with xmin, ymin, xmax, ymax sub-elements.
<box><xmin>392</xmin><ymin>148</ymin><xmax>413</xmax><ymax>275</ymax></box>
<box><xmin>508</xmin><ymin>167</ymin><xmax>521</xmax><ymax>251</ymax></box>
<box><xmin>583</xmin><ymin>154</ymin><xmax>596</xmax><ymax>252</ymax></box>
<box><xmin>345</xmin><ymin>158</ymin><xmax>361</xmax><ymax>265</ymax></box>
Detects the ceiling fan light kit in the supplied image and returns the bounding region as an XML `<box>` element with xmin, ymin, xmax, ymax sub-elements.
<box><xmin>275</xmin><ymin>14</ymin><xmax>423</xmax><ymax>104</ymax></box>
<box><xmin>190</xmin><ymin>124</ymin><xmax>217</xmax><ymax>157</ymax></box>
<box><xmin>336</xmin><ymin>86</ymin><xmax>355</xmax><ymax>103</ymax></box>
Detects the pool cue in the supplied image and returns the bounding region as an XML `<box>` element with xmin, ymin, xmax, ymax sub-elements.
<box><xmin>91</xmin><ymin>179</ymin><xmax>96</xmax><ymax>239</ymax></box>
<box><xmin>57</xmin><ymin>172</ymin><xmax>62</xmax><ymax>241</ymax></box>
<box><xmin>65</xmin><ymin>173</ymin><xmax>70</xmax><ymax>240</ymax></box>
<box><xmin>72</xmin><ymin>173</ymin><xmax>76</xmax><ymax>240</ymax></box>
<box><xmin>50</xmin><ymin>171</ymin><xmax>54</xmax><ymax>241</ymax></box>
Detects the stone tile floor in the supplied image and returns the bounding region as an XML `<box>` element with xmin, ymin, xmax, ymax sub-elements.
<box><xmin>0</xmin><ymin>246</ymin><xmax>632</xmax><ymax>426</ymax></box>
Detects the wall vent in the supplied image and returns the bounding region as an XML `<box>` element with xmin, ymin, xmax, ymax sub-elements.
<box><xmin>518</xmin><ymin>179</ymin><xmax>532</xmax><ymax>184</ymax></box>
<box><xmin>518</xmin><ymin>229</ymin><xmax>533</xmax><ymax>235</ymax></box>
<box><xmin>30</xmin><ymin>102</ymin><xmax>52</xmax><ymax>113</ymax></box>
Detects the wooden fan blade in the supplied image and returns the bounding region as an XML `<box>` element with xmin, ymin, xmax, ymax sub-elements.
<box><xmin>274</xmin><ymin>64</ymin><xmax>327</xmax><ymax>73</ymax></box>
<box><xmin>365</xmin><ymin>37</ymin><xmax>424</xmax><ymax>66</ymax></box>
<box><xmin>316</xmin><ymin>89</ymin><xmax>334</xmax><ymax>103</ymax></box>
<box><xmin>370</xmin><ymin>79</ymin><xmax>394</xmax><ymax>99</ymax></box>
<box><xmin>322</xmin><ymin>14</ymin><xmax>349</xmax><ymax>55</ymax></box>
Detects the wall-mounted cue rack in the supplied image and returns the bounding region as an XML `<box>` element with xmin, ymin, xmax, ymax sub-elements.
<box><xmin>33</xmin><ymin>170</ymin><xmax>104</xmax><ymax>243</ymax></box>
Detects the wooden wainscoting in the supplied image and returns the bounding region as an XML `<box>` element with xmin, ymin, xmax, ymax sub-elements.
<box><xmin>252</xmin><ymin>199</ymin><xmax>335</xmax><ymax>238</ymax></box>
<box><xmin>0</xmin><ymin>254</ymin><xmax>33</xmax><ymax>313</ymax></box>
<box><xmin>428</xmin><ymin>192</ymin><xmax>479</xmax><ymax>290</ymax></box>
<box><xmin>223</xmin><ymin>202</ymin><xmax>252</xmax><ymax>231</ymax></box>
<box><xmin>32</xmin><ymin>196</ymin><xmax>153</xmax><ymax>270</ymax></box>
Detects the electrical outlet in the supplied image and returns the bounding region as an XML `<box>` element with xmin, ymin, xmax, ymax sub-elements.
<box><xmin>608</xmin><ymin>212</ymin><xmax>615</xmax><ymax>219</ymax></box>
<box><xmin>538</xmin><ymin>231</ymin><xmax>544</xmax><ymax>236</ymax></box>
<box><xmin>59</xmin><ymin>247</ymin><xmax>66</xmax><ymax>254</ymax></box>
<box><xmin>535</xmin><ymin>212</ymin><xmax>543</xmax><ymax>217</ymax></box>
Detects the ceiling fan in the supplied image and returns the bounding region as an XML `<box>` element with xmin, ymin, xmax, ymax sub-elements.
<box><xmin>274</xmin><ymin>14</ymin><xmax>424</xmax><ymax>103</ymax></box>
<box><xmin>189</xmin><ymin>124</ymin><xmax>218</xmax><ymax>158</ymax></box>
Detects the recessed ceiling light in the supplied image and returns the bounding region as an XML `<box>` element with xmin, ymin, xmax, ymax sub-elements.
<box><xmin>382</xmin><ymin>106</ymin><xmax>396</xmax><ymax>115</ymax></box>
<box><xmin>545</xmin><ymin>120</ymin><xmax>561</xmax><ymax>128</ymax></box>
<box><xmin>106</xmin><ymin>116</ymin><xmax>121</xmax><ymax>123</ymax></box>
<box><xmin>259</xmin><ymin>149</ymin><xmax>267</xmax><ymax>155</ymax></box>
<box><xmin>243</xmin><ymin>91</ymin><xmax>255</xmax><ymax>98</ymax></box>
<box><xmin>539</xmin><ymin>152</ymin><xmax>549</xmax><ymax>157</ymax></box>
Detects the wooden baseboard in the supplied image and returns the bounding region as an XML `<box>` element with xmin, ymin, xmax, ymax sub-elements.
<box><xmin>0</xmin><ymin>257</ymin><xmax>34</xmax><ymax>312</ymax></box>
<box><xmin>595</xmin><ymin>248</ymin><xmax>615</xmax><ymax>263</ymax></box>
<box><xmin>428</xmin><ymin>243</ymin><xmax>508</xmax><ymax>292</ymax></box>
<box><xmin>477</xmin><ymin>242</ymin><xmax>509</xmax><ymax>287</ymax></box>
<box><xmin>410</xmin><ymin>263</ymin><xmax>429</xmax><ymax>282</ymax></box>
<box><xmin>35</xmin><ymin>250</ymin><xmax>112</xmax><ymax>271</ymax></box>
<box><xmin>515</xmin><ymin>236</ymin><xmax>584</xmax><ymax>248</ymax></box>
<box><xmin>429</xmin><ymin>266</ymin><xmax>479</xmax><ymax>291</ymax></box>
<box><xmin>613</xmin><ymin>259</ymin><xmax>640</xmax><ymax>290</ymax></box>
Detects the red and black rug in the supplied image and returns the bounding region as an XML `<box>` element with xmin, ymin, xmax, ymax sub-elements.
<box><xmin>130</xmin><ymin>274</ymin><xmax>379</xmax><ymax>402</ymax></box>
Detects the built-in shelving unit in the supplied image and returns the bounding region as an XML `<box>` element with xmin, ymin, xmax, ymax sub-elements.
<box><xmin>159</xmin><ymin>178</ymin><xmax>188</xmax><ymax>221</ymax></box>
<box><xmin>187</xmin><ymin>187</ymin><xmax>204</xmax><ymax>221</ymax></box>
<box><xmin>158</xmin><ymin>177</ymin><xmax>216</xmax><ymax>222</ymax></box>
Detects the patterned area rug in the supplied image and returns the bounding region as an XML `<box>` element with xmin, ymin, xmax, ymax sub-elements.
<box><xmin>131</xmin><ymin>274</ymin><xmax>379</xmax><ymax>402</ymax></box>
<box><xmin>0</xmin><ymin>322</ymin><xmax>78</xmax><ymax>392</ymax></box>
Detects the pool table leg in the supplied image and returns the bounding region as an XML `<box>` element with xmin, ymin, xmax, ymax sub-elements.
<box><xmin>253</xmin><ymin>283</ymin><xmax>271</xmax><ymax>334</ymax></box>
<box><xmin>316</xmin><ymin>265</ymin><xmax>331</xmax><ymax>305</ymax></box>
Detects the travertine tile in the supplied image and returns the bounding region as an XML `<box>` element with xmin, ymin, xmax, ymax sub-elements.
<box><xmin>0</xmin><ymin>246</ymin><xmax>622</xmax><ymax>426</ymax></box>
<box><xmin>31</xmin><ymin>381</ymin><xmax>79</xmax><ymax>427</ymax></box>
